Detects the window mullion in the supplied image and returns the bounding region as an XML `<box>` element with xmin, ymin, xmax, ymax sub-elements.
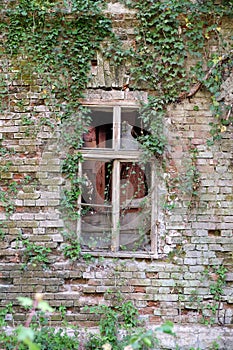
<box><xmin>113</xmin><ymin>106</ymin><xmax>121</xmax><ymax>150</ymax></box>
<box><xmin>111</xmin><ymin>159</ymin><xmax>120</xmax><ymax>252</ymax></box>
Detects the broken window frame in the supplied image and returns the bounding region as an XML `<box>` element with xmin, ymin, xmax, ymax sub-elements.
<box><xmin>77</xmin><ymin>102</ymin><xmax>158</xmax><ymax>259</ymax></box>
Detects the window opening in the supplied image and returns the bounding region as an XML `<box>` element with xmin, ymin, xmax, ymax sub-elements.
<box><xmin>78</xmin><ymin>105</ymin><xmax>157</xmax><ymax>256</ymax></box>
<box><xmin>81</xmin><ymin>160</ymin><xmax>113</xmax><ymax>250</ymax></box>
<box><xmin>82</xmin><ymin>107</ymin><xmax>113</xmax><ymax>148</ymax></box>
<box><xmin>91</xmin><ymin>59</ymin><xmax>98</xmax><ymax>75</ymax></box>
<box><xmin>120</xmin><ymin>108</ymin><xmax>141</xmax><ymax>150</ymax></box>
<box><xmin>119</xmin><ymin>161</ymin><xmax>151</xmax><ymax>251</ymax></box>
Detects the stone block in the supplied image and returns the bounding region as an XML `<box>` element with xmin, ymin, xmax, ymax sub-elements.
<box><xmin>158</xmin><ymin>272</ymin><xmax>171</xmax><ymax>279</ymax></box>
<box><xmin>145</xmin><ymin>287</ymin><xmax>159</xmax><ymax>294</ymax></box>
<box><xmin>185</xmin><ymin>251</ymin><xmax>202</xmax><ymax>258</ymax></box>
<box><xmin>39</xmin><ymin>220</ymin><xmax>64</xmax><ymax>228</ymax></box>
<box><xmin>54</xmin><ymin>293</ymin><xmax>80</xmax><ymax>300</ymax></box>
<box><xmin>83</xmin><ymin>272</ymin><xmax>95</xmax><ymax>279</ymax></box>
<box><xmin>184</xmin><ymin>258</ymin><xmax>197</xmax><ymax>265</ymax></box>
<box><xmin>159</xmin><ymin>287</ymin><xmax>171</xmax><ymax>294</ymax></box>
<box><xmin>189</xmin><ymin>266</ymin><xmax>205</xmax><ymax>273</ymax></box>
<box><xmin>83</xmin><ymin>286</ymin><xmax>97</xmax><ymax>293</ymax></box>
<box><xmin>130</xmin><ymin>279</ymin><xmax>151</xmax><ymax>286</ymax></box>
<box><xmin>157</xmin><ymin>294</ymin><xmax>178</xmax><ymax>301</ymax></box>
<box><xmin>16</xmin><ymin>221</ymin><xmax>38</xmax><ymax>228</ymax></box>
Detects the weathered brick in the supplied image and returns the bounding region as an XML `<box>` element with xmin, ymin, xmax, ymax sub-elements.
<box><xmin>0</xmin><ymin>5</ymin><xmax>232</xmax><ymax>338</ymax></box>
<box><xmin>130</xmin><ymin>279</ymin><xmax>151</xmax><ymax>286</ymax></box>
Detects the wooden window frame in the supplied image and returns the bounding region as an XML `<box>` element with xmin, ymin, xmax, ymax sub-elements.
<box><xmin>77</xmin><ymin>102</ymin><xmax>158</xmax><ymax>259</ymax></box>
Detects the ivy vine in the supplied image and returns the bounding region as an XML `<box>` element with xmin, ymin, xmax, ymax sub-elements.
<box><xmin>0</xmin><ymin>0</ymin><xmax>115</xmax><ymax>224</ymax></box>
<box><xmin>61</xmin><ymin>152</ymin><xmax>83</xmax><ymax>220</ymax></box>
<box><xmin>115</xmin><ymin>0</ymin><xmax>233</xmax><ymax>142</ymax></box>
<box><xmin>0</xmin><ymin>0</ymin><xmax>232</xmax><ymax>223</ymax></box>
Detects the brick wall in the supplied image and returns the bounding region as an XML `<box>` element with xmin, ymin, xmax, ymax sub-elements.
<box><xmin>0</xmin><ymin>2</ymin><xmax>233</xmax><ymax>348</ymax></box>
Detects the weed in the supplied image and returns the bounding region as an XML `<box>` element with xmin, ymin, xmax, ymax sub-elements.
<box><xmin>22</xmin><ymin>239</ymin><xmax>52</xmax><ymax>270</ymax></box>
<box><xmin>200</xmin><ymin>265</ymin><xmax>228</xmax><ymax>325</ymax></box>
<box><xmin>0</xmin><ymin>222</ymin><xmax>6</xmax><ymax>239</ymax></box>
<box><xmin>63</xmin><ymin>240</ymin><xmax>81</xmax><ymax>261</ymax></box>
<box><xmin>57</xmin><ymin>305</ymin><xmax>67</xmax><ymax>321</ymax></box>
<box><xmin>123</xmin><ymin>329</ymin><xmax>158</xmax><ymax>349</ymax></box>
<box><xmin>0</xmin><ymin>303</ymin><xmax>14</xmax><ymax>328</ymax></box>
<box><xmin>0</xmin><ymin>294</ymin><xmax>79</xmax><ymax>350</ymax></box>
<box><xmin>83</xmin><ymin>252</ymin><xmax>95</xmax><ymax>262</ymax></box>
<box><xmin>117</xmin><ymin>301</ymin><xmax>139</xmax><ymax>329</ymax></box>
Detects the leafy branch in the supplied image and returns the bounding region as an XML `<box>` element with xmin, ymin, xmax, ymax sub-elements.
<box><xmin>178</xmin><ymin>49</ymin><xmax>233</xmax><ymax>100</ymax></box>
<box><xmin>15</xmin><ymin>294</ymin><xmax>53</xmax><ymax>350</ymax></box>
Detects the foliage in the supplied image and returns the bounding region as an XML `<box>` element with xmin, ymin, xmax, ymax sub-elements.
<box><xmin>124</xmin><ymin>329</ymin><xmax>158</xmax><ymax>349</ymax></box>
<box><xmin>21</xmin><ymin>239</ymin><xmax>52</xmax><ymax>270</ymax></box>
<box><xmin>63</xmin><ymin>239</ymin><xmax>81</xmax><ymax>261</ymax></box>
<box><xmin>137</xmin><ymin>97</ymin><xmax>166</xmax><ymax>157</ymax></box>
<box><xmin>125</xmin><ymin>321</ymin><xmax>174</xmax><ymax>350</ymax></box>
<box><xmin>31</xmin><ymin>327</ymin><xmax>79</xmax><ymax>350</ymax></box>
<box><xmin>0</xmin><ymin>302</ymin><xmax>14</xmax><ymax>332</ymax></box>
<box><xmin>85</xmin><ymin>302</ymin><xmax>175</xmax><ymax>350</ymax></box>
<box><xmin>0</xmin><ymin>0</ymin><xmax>114</xmax><ymax>221</ymax></box>
<box><xmin>0</xmin><ymin>186</ymin><xmax>15</xmax><ymax>217</ymax></box>
<box><xmin>86</xmin><ymin>304</ymin><xmax>121</xmax><ymax>348</ymax></box>
<box><xmin>117</xmin><ymin>0</ymin><xmax>233</xmax><ymax>144</ymax></box>
<box><xmin>208</xmin><ymin>265</ymin><xmax>227</xmax><ymax>302</ymax></box>
<box><xmin>197</xmin><ymin>265</ymin><xmax>228</xmax><ymax>325</ymax></box>
<box><xmin>0</xmin><ymin>296</ymin><xmax>174</xmax><ymax>350</ymax></box>
<box><xmin>3</xmin><ymin>0</ymin><xmax>231</xmax><ymax>143</ymax></box>
<box><xmin>62</xmin><ymin>153</ymin><xmax>83</xmax><ymax>179</ymax></box>
<box><xmin>1</xmin><ymin>0</ymin><xmax>232</xmax><ymax>225</ymax></box>
<box><xmin>1</xmin><ymin>294</ymin><xmax>224</xmax><ymax>349</ymax></box>
<box><xmin>117</xmin><ymin>301</ymin><xmax>139</xmax><ymax>329</ymax></box>
<box><xmin>0</xmin><ymin>294</ymin><xmax>80</xmax><ymax>350</ymax></box>
<box><xmin>61</xmin><ymin>153</ymin><xmax>84</xmax><ymax>219</ymax></box>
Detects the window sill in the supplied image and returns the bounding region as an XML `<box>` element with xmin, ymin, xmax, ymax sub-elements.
<box><xmin>81</xmin><ymin>251</ymin><xmax>158</xmax><ymax>260</ymax></box>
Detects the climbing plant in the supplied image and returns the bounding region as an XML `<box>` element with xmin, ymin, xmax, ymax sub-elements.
<box><xmin>114</xmin><ymin>0</ymin><xmax>233</xmax><ymax>210</ymax></box>
<box><xmin>0</xmin><ymin>0</ymin><xmax>232</xmax><ymax>219</ymax></box>
<box><xmin>117</xmin><ymin>0</ymin><xmax>233</xmax><ymax>142</ymax></box>
<box><xmin>0</xmin><ymin>0</ymin><xmax>115</xmax><ymax>222</ymax></box>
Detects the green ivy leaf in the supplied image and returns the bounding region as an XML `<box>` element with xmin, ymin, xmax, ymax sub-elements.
<box><xmin>156</xmin><ymin>320</ymin><xmax>175</xmax><ymax>335</ymax></box>
<box><xmin>25</xmin><ymin>339</ymin><xmax>40</xmax><ymax>350</ymax></box>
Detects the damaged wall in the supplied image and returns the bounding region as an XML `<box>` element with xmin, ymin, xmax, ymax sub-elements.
<box><xmin>0</xmin><ymin>1</ymin><xmax>233</xmax><ymax>349</ymax></box>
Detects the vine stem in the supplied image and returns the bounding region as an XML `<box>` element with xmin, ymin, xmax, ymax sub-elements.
<box><xmin>24</xmin><ymin>298</ymin><xmax>39</xmax><ymax>328</ymax></box>
<box><xmin>14</xmin><ymin>296</ymin><xmax>40</xmax><ymax>350</ymax></box>
<box><xmin>179</xmin><ymin>49</ymin><xmax>233</xmax><ymax>100</ymax></box>
<box><xmin>226</xmin><ymin>104</ymin><xmax>232</xmax><ymax>121</ymax></box>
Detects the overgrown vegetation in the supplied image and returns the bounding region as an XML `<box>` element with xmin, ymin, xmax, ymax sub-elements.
<box><xmin>1</xmin><ymin>294</ymin><xmax>222</xmax><ymax>349</ymax></box>
<box><xmin>0</xmin><ymin>294</ymin><xmax>175</xmax><ymax>350</ymax></box>
<box><xmin>0</xmin><ymin>0</ymin><xmax>232</xmax><ymax>221</ymax></box>
<box><xmin>0</xmin><ymin>0</ymin><xmax>113</xmax><ymax>221</ymax></box>
<box><xmin>85</xmin><ymin>300</ymin><xmax>175</xmax><ymax>349</ymax></box>
<box><xmin>61</xmin><ymin>152</ymin><xmax>84</xmax><ymax>220</ymax></box>
<box><xmin>0</xmin><ymin>2</ymin><xmax>231</xmax><ymax>339</ymax></box>
<box><xmin>185</xmin><ymin>265</ymin><xmax>228</xmax><ymax>327</ymax></box>
<box><xmin>21</xmin><ymin>238</ymin><xmax>52</xmax><ymax>270</ymax></box>
<box><xmin>119</xmin><ymin>0</ymin><xmax>233</xmax><ymax>141</ymax></box>
<box><xmin>63</xmin><ymin>239</ymin><xmax>81</xmax><ymax>261</ymax></box>
<box><xmin>202</xmin><ymin>265</ymin><xmax>228</xmax><ymax>325</ymax></box>
<box><xmin>0</xmin><ymin>294</ymin><xmax>80</xmax><ymax>350</ymax></box>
